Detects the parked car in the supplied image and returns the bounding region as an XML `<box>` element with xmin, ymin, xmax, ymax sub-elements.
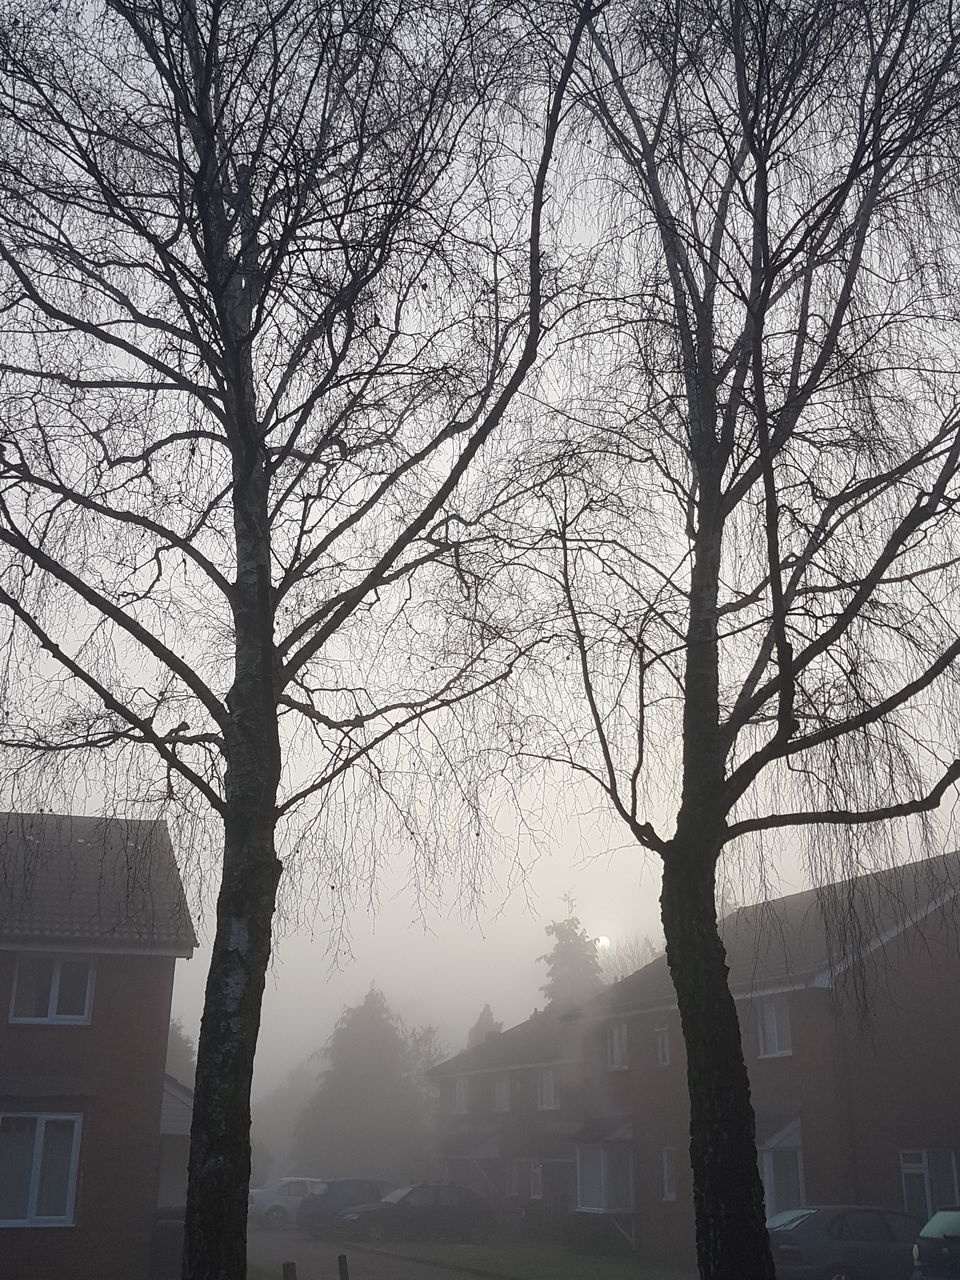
<box><xmin>767</xmin><ymin>1205</ymin><xmax>919</xmax><ymax>1280</ymax></box>
<box><xmin>297</xmin><ymin>1179</ymin><xmax>395</xmax><ymax>1237</ymax></box>
<box><xmin>249</xmin><ymin>1176</ymin><xmax>329</xmax><ymax>1227</ymax></box>
<box><xmin>336</xmin><ymin>1182</ymin><xmax>495</xmax><ymax>1242</ymax></box>
<box><xmin>912</xmin><ymin>1206</ymin><xmax>960</xmax><ymax>1278</ymax></box>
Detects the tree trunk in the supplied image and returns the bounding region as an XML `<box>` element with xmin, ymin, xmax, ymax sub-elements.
<box><xmin>661</xmin><ymin>843</ymin><xmax>775</xmax><ymax>1280</ymax></box>
<box><xmin>184</xmin><ymin>810</ymin><xmax>281</xmax><ymax>1280</ymax></box>
<box><xmin>183</xmin><ymin>364</ymin><xmax>282</xmax><ymax>1277</ymax></box>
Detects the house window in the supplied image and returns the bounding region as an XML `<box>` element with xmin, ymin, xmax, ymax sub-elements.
<box><xmin>758</xmin><ymin>1118</ymin><xmax>804</xmax><ymax>1217</ymax></box>
<box><xmin>576</xmin><ymin>1144</ymin><xmax>633</xmax><ymax>1213</ymax></box>
<box><xmin>0</xmin><ymin>1113</ymin><xmax>82</xmax><ymax>1226</ymax></box>
<box><xmin>493</xmin><ymin>1074</ymin><xmax>511</xmax><ymax>1113</ymax></box>
<box><xmin>655</xmin><ymin>1021</ymin><xmax>670</xmax><ymax>1066</ymax></box>
<box><xmin>902</xmin><ymin>1150</ymin><xmax>959</xmax><ymax>1221</ymax></box>
<box><xmin>530</xmin><ymin>1160</ymin><xmax>543</xmax><ymax>1200</ymax></box>
<box><xmin>606</xmin><ymin>1022</ymin><xmax>628</xmax><ymax>1070</ymax></box>
<box><xmin>577</xmin><ymin>1145</ymin><xmax>603</xmax><ymax>1210</ymax></box>
<box><xmin>453</xmin><ymin>1076</ymin><xmax>469</xmax><ymax>1114</ymax></box>
<box><xmin>757</xmin><ymin>995</ymin><xmax>792</xmax><ymax>1058</ymax></box>
<box><xmin>10</xmin><ymin>956</ymin><xmax>94</xmax><ymax>1025</ymax></box>
<box><xmin>661</xmin><ymin>1146</ymin><xmax>677</xmax><ymax>1201</ymax></box>
<box><xmin>536</xmin><ymin>1069</ymin><xmax>559</xmax><ymax>1110</ymax></box>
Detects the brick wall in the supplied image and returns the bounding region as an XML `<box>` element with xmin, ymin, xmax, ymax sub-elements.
<box><xmin>0</xmin><ymin>947</ymin><xmax>176</xmax><ymax>1280</ymax></box>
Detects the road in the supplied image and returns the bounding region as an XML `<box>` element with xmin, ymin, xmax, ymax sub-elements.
<box><xmin>248</xmin><ymin>1229</ymin><xmax>485</xmax><ymax>1280</ymax></box>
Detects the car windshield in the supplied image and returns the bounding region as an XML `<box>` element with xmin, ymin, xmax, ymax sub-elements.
<box><xmin>767</xmin><ymin>1209</ymin><xmax>818</xmax><ymax>1231</ymax></box>
<box><xmin>921</xmin><ymin>1210</ymin><xmax>960</xmax><ymax>1239</ymax></box>
<box><xmin>382</xmin><ymin>1186</ymin><xmax>415</xmax><ymax>1204</ymax></box>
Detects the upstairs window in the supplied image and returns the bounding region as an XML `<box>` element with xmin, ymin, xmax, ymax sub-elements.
<box><xmin>453</xmin><ymin>1076</ymin><xmax>469</xmax><ymax>1114</ymax></box>
<box><xmin>655</xmin><ymin>1021</ymin><xmax>670</xmax><ymax>1066</ymax></box>
<box><xmin>0</xmin><ymin>1113</ymin><xmax>82</xmax><ymax>1226</ymax></box>
<box><xmin>10</xmin><ymin>956</ymin><xmax>94</xmax><ymax>1025</ymax></box>
<box><xmin>493</xmin><ymin>1074</ymin><xmax>511</xmax><ymax>1113</ymax></box>
<box><xmin>757</xmin><ymin>995</ymin><xmax>792</xmax><ymax>1058</ymax></box>
<box><xmin>606</xmin><ymin>1022</ymin><xmax>628</xmax><ymax>1070</ymax></box>
<box><xmin>536</xmin><ymin>1068</ymin><xmax>559</xmax><ymax>1111</ymax></box>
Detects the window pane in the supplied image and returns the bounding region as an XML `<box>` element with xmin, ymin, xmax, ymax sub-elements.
<box><xmin>885</xmin><ymin>1211</ymin><xmax>922</xmax><ymax>1243</ymax></box>
<box><xmin>771</xmin><ymin>1149</ymin><xmax>802</xmax><ymax>1215</ymax></box>
<box><xmin>0</xmin><ymin>1116</ymin><xmax>35</xmax><ymax>1219</ymax></box>
<box><xmin>842</xmin><ymin>1210</ymin><xmax>893</xmax><ymax>1242</ymax></box>
<box><xmin>662</xmin><ymin>1146</ymin><xmax>677</xmax><ymax>1201</ymax></box>
<box><xmin>903</xmin><ymin>1167</ymin><xmax>930</xmax><ymax>1221</ymax></box>
<box><xmin>36</xmin><ymin>1120</ymin><xmax>75</xmax><ymax>1217</ymax></box>
<box><xmin>12</xmin><ymin>957</ymin><xmax>54</xmax><ymax>1019</ymax></box>
<box><xmin>56</xmin><ymin>962</ymin><xmax>90</xmax><ymax>1018</ymax></box>
<box><xmin>758</xmin><ymin>996</ymin><xmax>791</xmax><ymax>1056</ymax></box>
<box><xmin>406</xmin><ymin>1186</ymin><xmax>434</xmax><ymax>1208</ymax></box>
<box><xmin>656</xmin><ymin>1024</ymin><xmax>670</xmax><ymax>1066</ymax></box>
<box><xmin>578</xmin><ymin>1146</ymin><xmax>603</xmax><ymax>1210</ymax></box>
<box><xmin>930</xmin><ymin>1150</ymin><xmax>958</xmax><ymax>1211</ymax></box>
<box><xmin>775</xmin><ymin>999</ymin><xmax>792</xmax><ymax>1054</ymax></box>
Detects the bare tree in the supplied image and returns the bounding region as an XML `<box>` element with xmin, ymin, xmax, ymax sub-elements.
<box><xmin>0</xmin><ymin>1</ymin><xmax>595</xmax><ymax>1276</ymax></box>
<box><xmin>599</xmin><ymin>931</ymin><xmax>661</xmax><ymax>981</ymax></box>
<box><xmin>477</xmin><ymin>0</ymin><xmax>960</xmax><ymax>1274</ymax></box>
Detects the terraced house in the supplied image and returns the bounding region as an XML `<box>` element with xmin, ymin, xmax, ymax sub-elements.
<box><xmin>0</xmin><ymin>812</ymin><xmax>195</xmax><ymax>1280</ymax></box>
<box><xmin>433</xmin><ymin>853</ymin><xmax>960</xmax><ymax>1265</ymax></box>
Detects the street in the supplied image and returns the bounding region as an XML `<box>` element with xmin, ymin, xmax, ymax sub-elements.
<box><xmin>248</xmin><ymin>1229</ymin><xmax>483</xmax><ymax>1280</ymax></box>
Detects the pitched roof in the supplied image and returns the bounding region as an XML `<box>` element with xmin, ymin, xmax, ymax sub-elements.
<box><xmin>599</xmin><ymin>850</ymin><xmax>960</xmax><ymax>1015</ymax></box>
<box><xmin>431</xmin><ymin>1004</ymin><xmax>581</xmax><ymax>1077</ymax></box>
<box><xmin>0</xmin><ymin>812</ymin><xmax>196</xmax><ymax>954</ymax></box>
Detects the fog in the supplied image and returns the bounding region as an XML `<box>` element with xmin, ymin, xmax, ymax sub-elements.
<box><xmin>171</xmin><ymin>802</ymin><xmax>815</xmax><ymax>1104</ymax></box>
<box><xmin>171</xmin><ymin>817</ymin><xmax>672</xmax><ymax>1100</ymax></box>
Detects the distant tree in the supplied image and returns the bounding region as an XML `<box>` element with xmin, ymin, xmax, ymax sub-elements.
<box><xmin>466</xmin><ymin>1003</ymin><xmax>503</xmax><ymax>1047</ymax></box>
<box><xmin>599</xmin><ymin>933</ymin><xmax>661</xmax><ymax>984</ymax></box>
<box><xmin>292</xmin><ymin>989</ymin><xmax>438</xmax><ymax>1181</ymax></box>
<box><xmin>539</xmin><ymin>911</ymin><xmax>604</xmax><ymax>1007</ymax></box>
<box><xmin>166</xmin><ymin>1018</ymin><xmax>197</xmax><ymax>1087</ymax></box>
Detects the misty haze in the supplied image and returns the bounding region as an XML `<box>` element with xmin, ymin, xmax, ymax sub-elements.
<box><xmin>2</xmin><ymin>1</ymin><xmax>960</xmax><ymax>1280</ymax></box>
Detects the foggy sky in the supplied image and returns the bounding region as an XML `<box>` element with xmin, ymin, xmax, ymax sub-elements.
<box><xmin>170</xmin><ymin>811</ymin><xmax>809</xmax><ymax>1100</ymax></box>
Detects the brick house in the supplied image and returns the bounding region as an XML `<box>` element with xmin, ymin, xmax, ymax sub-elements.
<box><xmin>434</xmin><ymin>853</ymin><xmax>960</xmax><ymax>1263</ymax></box>
<box><xmin>0</xmin><ymin>812</ymin><xmax>196</xmax><ymax>1280</ymax></box>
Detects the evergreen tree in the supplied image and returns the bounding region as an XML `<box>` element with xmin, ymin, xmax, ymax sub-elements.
<box><xmin>539</xmin><ymin>913</ymin><xmax>604</xmax><ymax>1008</ymax></box>
<box><xmin>466</xmin><ymin>1004</ymin><xmax>503</xmax><ymax>1048</ymax></box>
<box><xmin>166</xmin><ymin>1018</ymin><xmax>197</xmax><ymax>1087</ymax></box>
<box><xmin>292</xmin><ymin>990</ymin><xmax>438</xmax><ymax>1181</ymax></box>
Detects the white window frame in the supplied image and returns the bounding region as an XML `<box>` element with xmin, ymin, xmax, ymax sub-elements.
<box><xmin>901</xmin><ymin>1149</ymin><xmax>959</xmax><ymax>1219</ymax></box>
<box><xmin>661</xmin><ymin>1146</ymin><xmax>677</xmax><ymax>1202</ymax></box>
<box><xmin>757</xmin><ymin>995</ymin><xmax>792</xmax><ymax>1058</ymax></box>
<box><xmin>655</xmin><ymin>1021</ymin><xmax>670</xmax><ymax>1066</ymax></box>
<box><xmin>493</xmin><ymin>1074</ymin><xmax>511</xmax><ymax>1113</ymax></box>
<box><xmin>453</xmin><ymin>1076</ymin><xmax>469</xmax><ymax>1114</ymax></box>
<box><xmin>576</xmin><ymin>1145</ymin><xmax>634</xmax><ymax>1213</ymax></box>
<box><xmin>0</xmin><ymin>1112</ymin><xmax>83</xmax><ymax>1227</ymax></box>
<box><xmin>536</xmin><ymin>1068</ymin><xmax>559</xmax><ymax>1111</ymax></box>
<box><xmin>758</xmin><ymin>1118</ymin><xmax>805</xmax><ymax>1218</ymax></box>
<box><xmin>606</xmin><ymin>1022</ymin><xmax>628</xmax><ymax>1071</ymax></box>
<box><xmin>9</xmin><ymin>955</ymin><xmax>95</xmax><ymax>1026</ymax></box>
